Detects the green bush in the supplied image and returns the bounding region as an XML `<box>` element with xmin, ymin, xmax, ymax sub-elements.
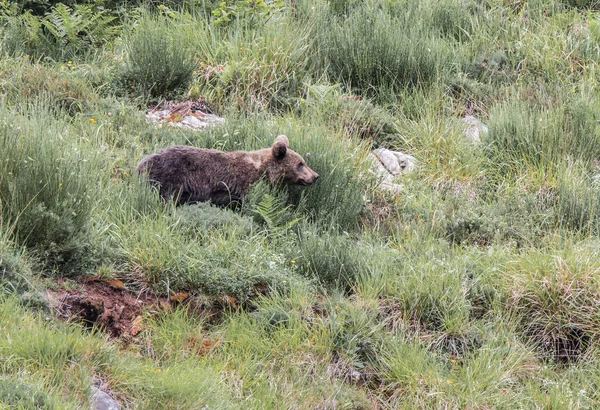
<box><xmin>0</xmin><ymin>103</ymin><xmax>98</xmax><ymax>264</ymax></box>
<box><xmin>175</xmin><ymin>202</ymin><xmax>255</xmax><ymax>235</ymax></box>
<box><xmin>0</xmin><ymin>228</ymin><xmax>47</xmax><ymax>309</ymax></box>
<box><xmin>505</xmin><ymin>243</ymin><xmax>600</xmax><ymax>362</ymax></box>
<box><xmin>0</xmin><ymin>57</ymin><xmax>97</xmax><ymax>115</ymax></box>
<box><xmin>315</xmin><ymin>3</ymin><xmax>453</xmax><ymax>98</ymax></box>
<box><xmin>292</xmin><ymin>227</ymin><xmax>384</xmax><ymax>289</ymax></box>
<box><xmin>484</xmin><ymin>97</ymin><xmax>600</xmax><ymax>175</ymax></box>
<box><xmin>189</xmin><ymin>13</ymin><xmax>313</xmax><ymax>111</ymax></box>
<box><xmin>211</xmin><ymin>0</ymin><xmax>284</xmax><ymax>28</ymax></box>
<box><xmin>297</xmin><ymin>83</ymin><xmax>401</xmax><ymax>145</ymax></box>
<box><xmin>561</xmin><ymin>0</ymin><xmax>600</xmax><ymax>9</ymax></box>
<box><xmin>1</xmin><ymin>4</ymin><xmax>120</xmax><ymax>61</ymax></box>
<box><xmin>557</xmin><ymin>169</ymin><xmax>600</xmax><ymax>234</ymax></box>
<box><xmin>0</xmin><ymin>377</ymin><xmax>58</xmax><ymax>409</ymax></box>
<box><xmin>112</xmin><ymin>210</ymin><xmax>307</xmax><ymax>299</ymax></box>
<box><xmin>117</xmin><ymin>12</ymin><xmax>195</xmax><ymax>99</ymax></box>
<box><xmin>430</xmin><ymin>0</ymin><xmax>482</xmax><ymax>41</ymax></box>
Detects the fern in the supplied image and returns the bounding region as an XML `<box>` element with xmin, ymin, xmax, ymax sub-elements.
<box><xmin>2</xmin><ymin>3</ymin><xmax>120</xmax><ymax>60</ymax></box>
<box><xmin>254</xmin><ymin>193</ymin><xmax>301</xmax><ymax>237</ymax></box>
<box><xmin>42</xmin><ymin>4</ymin><xmax>119</xmax><ymax>58</ymax></box>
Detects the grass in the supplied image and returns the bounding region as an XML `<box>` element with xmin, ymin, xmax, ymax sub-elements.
<box><xmin>2</xmin><ymin>0</ymin><xmax>600</xmax><ymax>408</ymax></box>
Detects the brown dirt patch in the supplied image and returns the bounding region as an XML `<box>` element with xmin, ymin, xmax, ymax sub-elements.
<box><xmin>48</xmin><ymin>278</ymin><xmax>166</xmax><ymax>339</ymax></box>
<box><xmin>47</xmin><ymin>278</ymin><xmax>243</xmax><ymax>340</ymax></box>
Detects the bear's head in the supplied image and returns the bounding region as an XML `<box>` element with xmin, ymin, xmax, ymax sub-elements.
<box><xmin>266</xmin><ymin>135</ymin><xmax>319</xmax><ymax>186</ymax></box>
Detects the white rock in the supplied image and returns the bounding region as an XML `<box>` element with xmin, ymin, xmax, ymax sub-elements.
<box><xmin>462</xmin><ymin>115</ymin><xmax>488</xmax><ymax>144</ymax></box>
<box><xmin>368</xmin><ymin>148</ymin><xmax>416</xmax><ymax>193</ymax></box>
<box><xmin>145</xmin><ymin>108</ymin><xmax>226</xmax><ymax>131</ymax></box>
<box><xmin>91</xmin><ymin>386</ymin><xmax>120</xmax><ymax>410</ymax></box>
<box><xmin>372</xmin><ymin>148</ymin><xmax>417</xmax><ymax>175</ymax></box>
<box><xmin>180</xmin><ymin>115</ymin><xmax>206</xmax><ymax>129</ymax></box>
<box><xmin>145</xmin><ymin>110</ymin><xmax>171</xmax><ymax>123</ymax></box>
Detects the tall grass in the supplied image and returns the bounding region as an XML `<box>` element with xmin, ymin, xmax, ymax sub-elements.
<box><xmin>0</xmin><ymin>101</ymin><xmax>100</xmax><ymax>264</ymax></box>
<box><xmin>484</xmin><ymin>95</ymin><xmax>600</xmax><ymax>176</ymax></box>
<box><xmin>117</xmin><ymin>11</ymin><xmax>195</xmax><ymax>99</ymax></box>
<box><xmin>315</xmin><ymin>3</ymin><xmax>455</xmax><ymax>99</ymax></box>
<box><xmin>188</xmin><ymin>10</ymin><xmax>314</xmax><ymax>111</ymax></box>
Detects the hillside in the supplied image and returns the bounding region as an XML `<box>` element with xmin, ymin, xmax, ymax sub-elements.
<box><xmin>2</xmin><ymin>0</ymin><xmax>600</xmax><ymax>408</ymax></box>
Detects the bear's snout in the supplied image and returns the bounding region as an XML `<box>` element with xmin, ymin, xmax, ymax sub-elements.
<box><xmin>298</xmin><ymin>170</ymin><xmax>319</xmax><ymax>185</ymax></box>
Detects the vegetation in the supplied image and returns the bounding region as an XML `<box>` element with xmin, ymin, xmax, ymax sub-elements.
<box><xmin>2</xmin><ymin>0</ymin><xmax>600</xmax><ymax>408</ymax></box>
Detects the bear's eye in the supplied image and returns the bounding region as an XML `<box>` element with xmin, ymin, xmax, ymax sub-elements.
<box><xmin>297</xmin><ymin>163</ymin><xmax>304</xmax><ymax>169</ymax></box>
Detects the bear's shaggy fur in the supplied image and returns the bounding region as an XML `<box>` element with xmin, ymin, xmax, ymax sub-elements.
<box><xmin>136</xmin><ymin>135</ymin><xmax>319</xmax><ymax>206</ymax></box>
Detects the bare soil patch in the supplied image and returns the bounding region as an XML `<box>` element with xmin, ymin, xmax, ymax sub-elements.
<box><xmin>48</xmin><ymin>278</ymin><xmax>166</xmax><ymax>339</ymax></box>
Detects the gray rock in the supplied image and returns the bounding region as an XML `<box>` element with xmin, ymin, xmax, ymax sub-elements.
<box><xmin>372</xmin><ymin>148</ymin><xmax>417</xmax><ymax>176</ymax></box>
<box><xmin>462</xmin><ymin>115</ymin><xmax>488</xmax><ymax>144</ymax></box>
<box><xmin>368</xmin><ymin>148</ymin><xmax>417</xmax><ymax>193</ymax></box>
<box><xmin>91</xmin><ymin>386</ymin><xmax>120</xmax><ymax>410</ymax></box>
<box><xmin>145</xmin><ymin>110</ymin><xmax>225</xmax><ymax>131</ymax></box>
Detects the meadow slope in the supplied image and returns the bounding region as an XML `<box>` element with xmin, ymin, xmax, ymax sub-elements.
<box><xmin>2</xmin><ymin>0</ymin><xmax>600</xmax><ymax>408</ymax></box>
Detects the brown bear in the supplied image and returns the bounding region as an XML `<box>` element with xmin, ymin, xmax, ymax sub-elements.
<box><xmin>136</xmin><ymin>135</ymin><xmax>319</xmax><ymax>206</ymax></box>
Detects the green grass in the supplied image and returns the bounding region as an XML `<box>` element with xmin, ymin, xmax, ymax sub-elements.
<box><xmin>0</xmin><ymin>101</ymin><xmax>102</xmax><ymax>266</ymax></box>
<box><xmin>2</xmin><ymin>0</ymin><xmax>600</xmax><ymax>408</ymax></box>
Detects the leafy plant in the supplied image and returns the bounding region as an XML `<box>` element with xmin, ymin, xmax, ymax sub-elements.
<box><xmin>252</xmin><ymin>192</ymin><xmax>301</xmax><ymax>238</ymax></box>
<box><xmin>212</xmin><ymin>0</ymin><xmax>284</xmax><ymax>28</ymax></box>
<box><xmin>1</xmin><ymin>4</ymin><xmax>120</xmax><ymax>60</ymax></box>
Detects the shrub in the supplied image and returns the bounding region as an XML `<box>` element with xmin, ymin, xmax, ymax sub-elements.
<box><xmin>175</xmin><ymin>202</ymin><xmax>254</xmax><ymax>235</ymax></box>
<box><xmin>385</xmin><ymin>250</ymin><xmax>472</xmax><ymax>333</ymax></box>
<box><xmin>315</xmin><ymin>3</ymin><xmax>453</xmax><ymax>99</ymax></box>
<box><xmin>561</xmin><ymin>0</ymin><xmax>600</xmax><ymax>9</ymax></box>
<box><xmin>0</xmin><ymin>230</ymin><xmax>47</xmax><ymax>310</ymax></box>
<box><xmin>429</xmin><ymin>0</ymin><xmax>482</xmax><ymax>41</ymax></box>
<box><xmin>112</xmin><ymin>211</ymin><xmax>307</xmax><ymax>299</ymax></box>
<box><xmin>0</xmin><ymin>57</ymin><xmax>97</xmax><ymax>115</ymax></box>
<box><xmin>505</xmin><ymin>242</ymin><xmax>600</xmax><ymax>362</ymax></box>
<box><xmin>484</xmin><ymin>97</ymin><xmax>600</xmax><ymax>175</ymax></box>
<box><xmin>292</xmin><ymin>228</ymin><xmax>370</xmax><ymax>288</ymax></box>
<box><xmin>1</xmin><ymin>4</ymin><xmax>120</xmax><ymax>61</ymax></box>
<box><xmin>298</xmin><ymin>83</ymin><xmax>401</xmax><ymax>145</ymax></box>
<box><xmin>190</xmin><ymin>14</ymin><xmax>313</xmax><ymax>111</ymax></box>
<box><xmin>556</xmin><ymin>169</ymin><xmax>600</xmax><ymax>234</ymax></box>
<box><xmin>0</xmin><ymin>377</ymin><xmax>58</xmax><ymax>409</ymax></box>
<box><xmin>0</xmin><ymin>102</ymin><xmax>98</xmax><ymax>264</ymax></box>
<box><xmin>117</xmin><ymin>12</ymin><xmax>195</xmax><ymax>99</ymax></box>
<box><xmin>211</xmin><ymin>0</ymin><xmax>284</xmax><ymax>28</ymax></box>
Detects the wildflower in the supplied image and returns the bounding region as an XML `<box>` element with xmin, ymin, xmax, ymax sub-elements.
<box><xmin>71</xmin><ymin>66</ymin><xmax>75</xmax><ymax>70</ymax></box>
<box><xmin>60</xmin><ymin>65</ymin><xmax>65</xmax><ymax>70</ymax></box>
<box><xmin>59</xmin><ymin>183</ymin><xmax>63</xmax><ymax>187</ymax></box>
<box><xmin>515</xmin><ymin>82</ymin><xmax>519</xmax><ymax>86</ymax></box>
<box><xmin>305</xmin><ymin>152</ymin><xmax>311</xmax><ymax>158</ymax></box>
<box><xmin>68</xmin><ymin>61</ymin><xmax>72</xmax><ymax>64</ymax></box>
<box><xmin>90</xmin><ymin>118</ymin><xmax>97</xmax><ymax>124</ymax></box>
<box><xmin>572</xmin><ymin>89</ymin><xmax>576</xmax><ymax>93</ymax></box>
<box><xmin>291</xmin><ymin>260</ymin><xmax>296</xmax><ymax>264</ymax></box>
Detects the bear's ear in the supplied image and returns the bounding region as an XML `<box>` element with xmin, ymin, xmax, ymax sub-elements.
<box><xmin>272</xmin><ymin>135</ymin><xmax>289</xmax><ymax>159</ymax></box>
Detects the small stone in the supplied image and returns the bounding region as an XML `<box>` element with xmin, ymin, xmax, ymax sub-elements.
<box><xmin>372</xmin><ymin>148</ymin><xmax>417</xmax><ymax>176</ymax></box>
<box><xmin>462</xmin><ymin>115</ymin><xmax>488</xmax><ymax>144</ymax></box>
<box><xmin>91</xmin><ymin>386</ymin><xmax>120</xmax><ymax>410</ymax></box>
<box><xmin>180</xmin><ymin>115</ymin><xmax>206</xmax><ymax>129</ymax></box>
